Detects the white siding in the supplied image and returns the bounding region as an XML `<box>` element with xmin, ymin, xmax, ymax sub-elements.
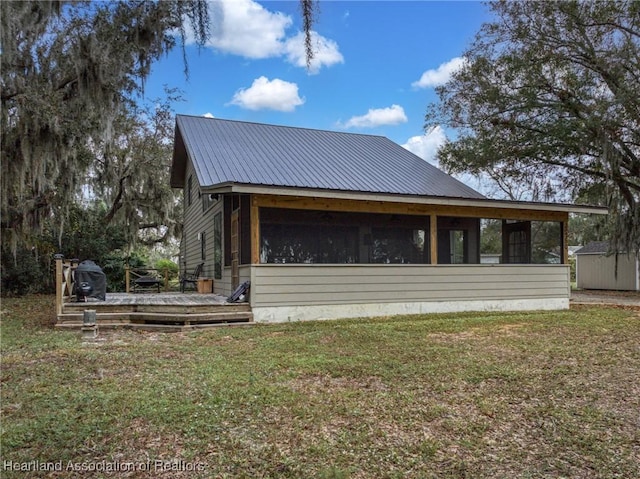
<box><xmin>249</xmin><ymin>264</ymin><xmax>570</xmax><ymax>322</ymax></box>
<box><xmin>576</xmin><ymin>253</ymin><xmax>639</xmax><ymax>291</ymax></box>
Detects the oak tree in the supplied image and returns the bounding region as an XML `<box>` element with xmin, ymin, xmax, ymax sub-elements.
<box><xmin>426</xmin><ymin>0</ymin><xmax>639</xmax><ymax>253</ymax></box>
<box><xmin>1</xmin><ymin>0</ymin><xmax>319</xmax><ymax>256</ymax></box>
<box><xmin>1</xmin><ymin>0</ymin><xmax>209</xmax><ymax>252</ymax></box>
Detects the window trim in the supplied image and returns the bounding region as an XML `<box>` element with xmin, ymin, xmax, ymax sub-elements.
<box><xmin>200</xmin><ymin>231</ymin><xmax>206</xmax><ymax>261</ymax></box>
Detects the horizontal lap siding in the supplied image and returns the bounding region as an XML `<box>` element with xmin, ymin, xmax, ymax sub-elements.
<box><xmin>250</xmin><ymin>264</ymin><xmax>569</xmax><ymax>307</ymax></box>
<box><xmin>219</xmin><ymin>266</ymin><xmax>251</xmax><ymax>297</ymax></box>
<box><xmin>183</xmin><ymin>161</ymin><xmax>205</xmax><ymax>274</ymax></box>
<box><xmin>577</xmin><ymin>254</ymin><xmax>637</xmax><ymax>291</ymax></box>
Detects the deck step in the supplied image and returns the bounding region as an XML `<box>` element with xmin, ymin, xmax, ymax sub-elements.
<box><xmin>57</xmin><ymin>293</ymin><xmax>252</xmax><ymax>330</ymax></box>
<box><xmin>55</xmin><ymin>321</ymin><xmax>255</xmax><ymax>332</ymax></box>
<box><xmin>62</xmin><ymin>303</ymin><xmax>251</xmax><ymax>315</ymax></box>
<box><xmin>55</xmin><ymin>313</ymin><xmax>253</xmax><ymax>325</ymax></box>
<box><xmin>58</xmin><ymin>311</ymin><xmax>252</xmax><ymax>323</ymax></box>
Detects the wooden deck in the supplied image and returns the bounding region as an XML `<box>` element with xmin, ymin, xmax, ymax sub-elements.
<box><xmin>57</xmin><ymin>292</ymin><xmax>253</xmax><ymax>331</ymax></box>
<box><xmin>89</xmin><ymin>292</ymin><xmax>229</xmax><ymax>305</ymax></box>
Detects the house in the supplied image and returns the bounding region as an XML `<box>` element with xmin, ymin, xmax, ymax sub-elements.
<box><xmin>170</xmin><ymin>115</ymin><xmax>607</xmax><ymax>323</ymax></box>
<box><xmin>575</xmin><ymin>241</ymin><xmax>639</xmax><ymax>291</ymax></box>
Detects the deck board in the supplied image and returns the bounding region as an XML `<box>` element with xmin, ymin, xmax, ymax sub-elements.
<box><xmin>72</xmin><ymin>292</ymin><xmax>229</xmax><ymax>306</ymax></box>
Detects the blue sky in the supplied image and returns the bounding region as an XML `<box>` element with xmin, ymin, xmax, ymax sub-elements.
<box><xmin>145</xmin><ymin>0</ymin><xmax>491</xmax><ymax>165</ymax></box>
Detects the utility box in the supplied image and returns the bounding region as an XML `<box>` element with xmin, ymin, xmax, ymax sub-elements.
<box><xmin>197</xmin><ymin>278</ymin><xmax>213</xmax><ymax>294</ymax></box>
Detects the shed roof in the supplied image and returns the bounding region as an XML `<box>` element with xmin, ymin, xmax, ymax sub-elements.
<box><xmin>575</xmin><ymin>241</ymin><xmax>610</xmax><ymax>255</ymax></box>
<box><xmin>171</xmin><ymin>115</ymin><xmax>485</xmax><ymax>200</ymax></box>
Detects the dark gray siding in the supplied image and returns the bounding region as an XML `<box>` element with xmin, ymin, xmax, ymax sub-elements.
<box><xmin>182</xmin><ymin>159</ymin><xmax>224</xmax><ymax>291</ymax></box>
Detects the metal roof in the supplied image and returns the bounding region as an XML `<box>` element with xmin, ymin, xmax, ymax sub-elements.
<box><xmin>171</xmin><ymin>115</ymin><xmax>486</xmax><ymax>200</ymax></box>
<box><xmin>574</xmin><ymin>241</ymin><xmax>610</xmax><ymax>255</ymax></box>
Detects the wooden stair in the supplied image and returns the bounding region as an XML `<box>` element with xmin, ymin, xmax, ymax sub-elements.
<box><xmin>56</xmin><ymin>301</ymin><xmax>253</xmax><ymax>331</ymax></box>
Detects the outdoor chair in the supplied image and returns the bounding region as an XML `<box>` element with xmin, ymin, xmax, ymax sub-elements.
<box><xmin>180</xmin><ymin>262</ymin><xmax>204</xmax><ymax>292</ymax></box>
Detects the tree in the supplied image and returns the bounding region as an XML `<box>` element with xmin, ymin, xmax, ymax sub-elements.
<box><xmin>426</xmin><ymin>0</ymin><xmax>639</xmax><ymax>253</ymax></box>
<box><xmin>90</xmin><ymin>89</ymin><xmax>183</xmax><ymax>247</ymax></box>
<box><xmin>301</xmin><ymin>0</ymin><xmax>318</xmax><ymax>68</ymax></box>
<box><xmin>0</xmin><ymin>201</ymin><xmax>129</xmax><ymax>295</ymax></box>
<box><xmin>1</xmin><ymin>0</ymin><xmax>209</xmax><ymax>254</ymax></box>
<box><xmin>1</xmin><ymin>0</ymin><xmax>318</xmax><ymax>257</ymax></box>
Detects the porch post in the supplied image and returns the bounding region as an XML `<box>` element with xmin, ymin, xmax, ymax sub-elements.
<box><xmin>54</xmin><ymin>254</ymin><xmax>64</xmax><ymax>317</ymax></box>
<box><xmin>251</xmin><ymin>197</ymin><xmax>260</xmax><ymax>264</ymax></box>
<box><xmin>562</xmin><ymin>216</ymin><xmax>569</xmax><ymax>264</ymax></box>
<box><xmin>430</xmin><ymin>214</ymin><xmax>438</xmax><ymax>264</ymax></box>
<box><xmin>125</xmin><ymin>265</ymin><xmax>130</xmax><ymax>293</ymax></box>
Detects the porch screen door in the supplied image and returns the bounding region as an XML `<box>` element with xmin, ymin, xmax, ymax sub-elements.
<box><xmin>231</xmin><ymin>210</ymin><xmax>240</xmax><ymax>289</ymax></box>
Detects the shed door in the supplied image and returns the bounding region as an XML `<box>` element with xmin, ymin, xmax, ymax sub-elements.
<box><xmin>231</xmin><ymin>210</ymin><xmax>240</xmax><ymax>289</ymax></box>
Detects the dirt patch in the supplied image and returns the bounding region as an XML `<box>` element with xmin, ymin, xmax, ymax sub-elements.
<box><xmin>286</xmin><ymin>373</ymin><xmax>389</xmax><ymax>394</ymax></box>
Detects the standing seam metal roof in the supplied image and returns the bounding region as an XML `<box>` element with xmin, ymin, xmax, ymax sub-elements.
<box><xmin>174</xmin><ymin>115</ymin><xmax>486</xmax><ymax>199</ymax></box>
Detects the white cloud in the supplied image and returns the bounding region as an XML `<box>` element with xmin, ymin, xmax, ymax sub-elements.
<box><xmin>412</xmin><ymin>57</ymin><xmax>468</xmax><ymax>89</ymax></box>
<box><xmin>283</xmin><ymin>31</ymin><xmax>344</xmax><ymax>74</ymax></box>
<box><xmin>195</xmin><ymin>0</ymin><xmax>343</xmax><ymax>73</ymax></box>
<box><xmin>202</xmin><ymin>112</ymin><xmax>215</xmax><ymax>118</ymax></box>
<box><xmin>401</xmin><ymin>126</ymin><xmax>447</xmax><ymax>165</ymax></box>
<box><xmin>342</xmin><ymin>105</ymin><xmax>408</xmax><ymax>129</ymax></box>
<box><xmin>229</xmin><ymin>76</ymin><xmax>304</xmax><ymax>112</ymax></box>
<box><xmin>206</xmin><ymin>0</ymin><xmax>291</xmax><ymax>58</ymax></box>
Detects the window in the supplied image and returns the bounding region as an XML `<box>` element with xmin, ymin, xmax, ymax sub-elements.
<box><xmin>437</xmin><ymin>217</ymin><xmax>479</xmax><ymax>264</ymax></box>
<box><xmin>187</xmin><ymin>176</ymin><xmax>193</xmax><ymax>206</ymax></box>
<box><xmin>502</xmin><ymin>221</ymin><xmax>531</xmax><ymax>263</ymax></box>
<box><xmin>200</xmin><ymin>231</ymin><xmax>206</xmax><ymax>261</ymax></box>
<box><xmin>480</xmin><ymin>218</ymin><xmax>502</xmax><ymax>263</ymax></box>
<box><xmin>449</xmin><ymin>230</ymin><xmax>466</xmax><ymax>264</ymax></box>
<box><xmin>370</xmin><ymin>227</ymin><xmax>428</xmax><ymax>263</ymax></box>
<box><xmin>482</xmin><ymin>219</ymin><xmax>562</xmax><ymax>264</ymax></box>
<box><xmin>213</xmin><ymin>213</ymin><xmax>222</xmax><ymax>279</ymax></box>
<box><xmin>259</xmin><ymin>208</ymin><xmax>431</xmax><ymax>265</ymax></box>
<box><xmin>531</xmin><ymin>221</ymin><xmax>562</xmax><ymax>264</ymax></box>
<box><xmin>508</xmin><ymin>230</ymin><xmax>528</xmax><ymax>263</ymax></box>
<box><xmin>261</xmin><ymin>224</ymin><xmax>359</xmax><ymax>264</ymax></box>
<box><xmin>203</xmin><ymin>193</ymin><xmax>219</xmax><ymax>212</ymax></box>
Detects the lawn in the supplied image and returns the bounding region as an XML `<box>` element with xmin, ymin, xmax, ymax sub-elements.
<box><xmin>1</xmin><ymin>295</ymin><xmax>639</xmax><ymax>478</ymax></box>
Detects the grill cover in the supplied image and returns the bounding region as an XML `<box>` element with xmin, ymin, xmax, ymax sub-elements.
<box><xmin>74</xmin><ymin>260</ymin><xmax>106</xmax><ymax>301</ymax></box>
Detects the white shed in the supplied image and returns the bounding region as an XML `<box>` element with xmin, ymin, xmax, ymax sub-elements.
<box><xmin>575</xmin><ymin>241</ymin><xmax>640</xmax><ymax>291</ymax></box>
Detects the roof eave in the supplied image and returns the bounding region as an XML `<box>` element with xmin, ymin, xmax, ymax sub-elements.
<box><xmin>199</xmin><ymin>183</ymin><xmax>609</xmax><ymax>215</ymax></box>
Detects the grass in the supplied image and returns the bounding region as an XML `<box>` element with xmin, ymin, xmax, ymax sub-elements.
<box><xmin>1</xmin><ymin>295</ymin><xmax>639</xmax><ymax>478</ymax></box>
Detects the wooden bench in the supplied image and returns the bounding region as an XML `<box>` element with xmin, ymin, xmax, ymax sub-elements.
<box><xmin>133</xmin><ymin>276</ymin><xmax>162</xmax><ymax>293</ymax></box>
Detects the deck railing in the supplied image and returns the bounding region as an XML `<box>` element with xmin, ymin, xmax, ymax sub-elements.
<box><xmin>54</xmin><ymin>255</ymin><xmax>78</xmax><ymax>317</ymax></box>
<box><xmin>54</xmin><ymin>257</ymin><xmax>174</xmax><ymax>309</ymax></box>
<box><xmin>124</xmin><ymin>266</ymin><xmax>171</xmax><ymax>293</ymax></box>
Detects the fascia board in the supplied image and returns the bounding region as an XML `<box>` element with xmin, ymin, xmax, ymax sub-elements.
<box><xmin>199</xmin><ymin>183</ymin><xmax>608</xmax><ymax>215</ymax></box>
